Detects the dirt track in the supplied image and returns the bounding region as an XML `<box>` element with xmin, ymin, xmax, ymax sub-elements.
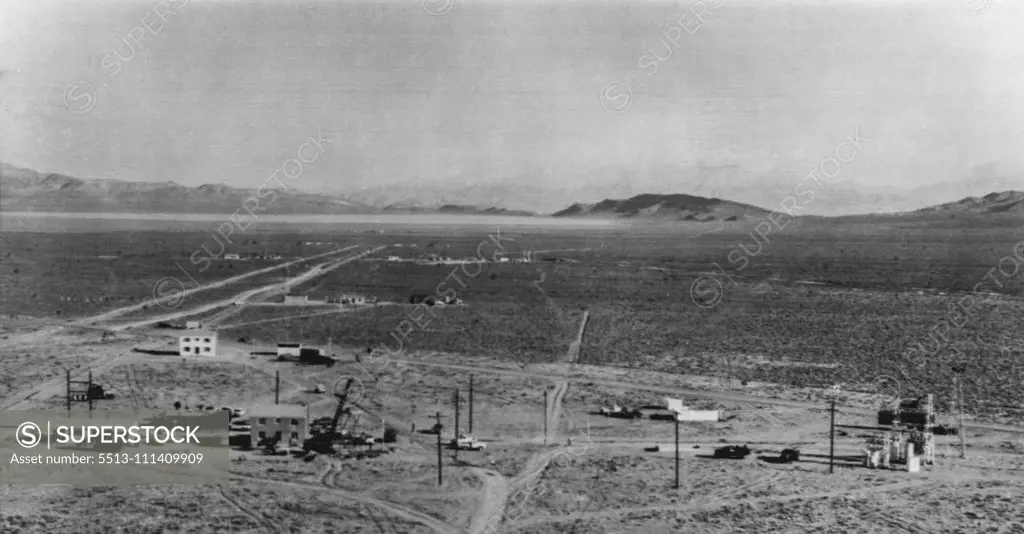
<box><xmin>75</xmin><ymin>245</ymin><xmax>360</xmax><ymax>326</ymax></box>
<box><xmin>235</xmin><ymin>472</ymin><xmax>459</xmax><ymax>534</ymax></box>
<box><xmin>106</xmin><ymin>246</ymin><xmax>385</xmax><ymax>332</ymax></box>
<box><xmin>468</xmin><ymin>467</ymin><xmax>510</xmax><ymax>534</ymax></box>
<box><xmin>390</xmin><ymin>358</ymin><xmax>1024</xmax><ymax>435</ymax></box>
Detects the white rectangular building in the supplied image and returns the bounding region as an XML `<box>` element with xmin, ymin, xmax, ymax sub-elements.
<box><xmin>249</xmin><ymin>404</ymin><xmax>310</xmax><ymax>447</ymax></box>
<box><xmin>277</xmin><ymin>343</ymin><xmax>302</xmax><ymax>357</ymax></box>
<box><xmin>179</xmin><ymin>331</ymin><xmax>218</xmax><ymax>357</ymax></box>
<box><xmin>665</xmin><ymin>397</ymin><xmax>719</xmax><ymax>422</ymax></box>
<box><xmin>675</xmin><ymin>410</ymin><xmax>720</xmax><ymax>422</ymax></box>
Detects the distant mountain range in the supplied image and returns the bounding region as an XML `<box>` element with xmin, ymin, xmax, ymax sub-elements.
<box><xmin>2</xmin><ymin>160</ymin><xmax>1023</xmax><ymax>220</ymax></box>
<box><xmin>552</xmin><ymin>193</ymin><xmax>769</xmax><ymax>221</ymax></box>
<box><xmin>0</xmin><ymin>162</ymin><xmax>529</xmax><ymax>216</ymax></box>
<box><xmin>914</xmin><ymin>190</ymin><xmax>1024</xmax><ymax>215</ymax></box>
<box><xmin>332</xmin><ymin>161</ymin><xmax>1024</xmax><ymax>216</ymax></box>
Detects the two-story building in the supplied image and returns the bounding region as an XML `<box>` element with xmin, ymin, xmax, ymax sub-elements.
<box><xmin>249</xmin><ymin>404</ymin><xmax>310</xmax><ymax>447</ymax></box>
<box><xmin>179</xmin><ymin>331</ymin><xmax>218</xmax><ymax>357</ymax></box>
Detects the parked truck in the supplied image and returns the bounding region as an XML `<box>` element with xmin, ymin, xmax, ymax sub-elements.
<box><xmin>599</xmin><ymin>404</ymin><xmax>642</xmax><ymax>419</ymax></box>
<box><xmin>449</xmin><ymin>434</ymin><xmax>486</xmax><ymax>451</ymax></box>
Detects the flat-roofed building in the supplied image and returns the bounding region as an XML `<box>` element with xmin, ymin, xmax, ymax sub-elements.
<box><xmin>277</xmin><ymin>342</ymin><xmax>302</xmax><ymax>357</ymax></box>
<box><xmin>249</xmin><ymin>404</ymin><xmax>310</xmax><ymax>447</ymax></box>
<box><xmin>179</xmin><ymin>331</ymin><xmax>218</xmax><ymax>357</ymax></box>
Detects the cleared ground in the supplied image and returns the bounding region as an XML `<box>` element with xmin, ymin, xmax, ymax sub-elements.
<box><xmin>2</xmin><ymin>216</ymin><xmax>1023</xmax><ymax>532</ymax></box>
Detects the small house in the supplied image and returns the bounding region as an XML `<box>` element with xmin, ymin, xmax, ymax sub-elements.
<box><xmin>224</xmin><ymin>253</ymin><xmax>241</xmax><ymax>260</ymax></box>
<box><xmin>185</xmin><ymin>321</ymin><xmax>202</xmax><ymax>330</ymax></box>
<box><xmin>386</xmin><ymin>255</ymin><xmax>401</xmax><ymax>261</ymax></box>
<box><xmin>179</xmin><ymin>331</ymin><xmax>218</xmax><ymax>357</ymax></box>
<box><xmin>250</xmin><ymin>404</ymin><xmax>310</xmax><ymax>447</ymax></box>
<box><xmin>284</xmin><ymin>294</ymin><xmax>307</xmax><ymax>304</ymax></box>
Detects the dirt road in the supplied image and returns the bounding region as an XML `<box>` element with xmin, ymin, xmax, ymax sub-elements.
<box><xmin>235</xmin><ymin>473</ymin><xmax>459</xmax><ymax>534</ymax></box>
<box><xmin>546</xmin><ymin>380</ymin><xmax>568</xmax><ymax>443</ymax></box>
<box><xmin>474</xmin><ymin>447</ymin><xmax>572</xmax><ymax>534</ymax></box>
<box><xmin>75</xmin><ymin>245</ymin><xmax>360</xmax><ymax>326</ymax></box>
<box><xmin>104</xmin><ymin>246</ymin><xmax>386</xmax><ymax>332</ymax></box>
<box><xmin>391</xmin><ymin>359</ymin><xmax>1024</xmax><ymax>435</ymax></box>
<box><xmin>467</xmin><ymin>468</ymin><xmax>510</xmax><ymax>534</ymax></box>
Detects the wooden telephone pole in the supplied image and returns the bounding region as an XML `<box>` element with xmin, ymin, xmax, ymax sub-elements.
<box><xmin>435</xmin><ymin>411</ymin><xmax>443</xmax><ymax>486</ymax></box>
<box><xmin>829</xmin><ymin>397</ymin><xmax>836</xmax><ymax>474</ymax></box>
<box><xmin>674</xmin><ymin>415</ymin><xmax>680</xmax><ymax>489</ymax></box>
<box><xmin>543</xmin><ymin>390</ymin><xmax>548</xmax><ymax>445</ymax></box>
<box><xmin>827</xmin><ymin>385</ymin><xmax>840</xmax><ymax>474</ymax></box>
<box><xmin>952</xmin><ymin>365</ymin><xmax>967</xmax><ymax>459</ymax></box>
<box><xmin>454</xmin><ymin>388</ymin><xmax>460</xmax><ymax>462</ymax></box>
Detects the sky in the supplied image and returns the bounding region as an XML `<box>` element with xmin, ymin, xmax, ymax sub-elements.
<box><xmin>1</xmin><ymin>0</ymin><xmax>1022</xmax><ymax>198</ymax></box>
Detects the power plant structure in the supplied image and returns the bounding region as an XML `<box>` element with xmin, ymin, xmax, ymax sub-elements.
<box><xmin>862</xmin><ymin>394</ymin><xmax>936</xmax><ymax>471</ymax></box>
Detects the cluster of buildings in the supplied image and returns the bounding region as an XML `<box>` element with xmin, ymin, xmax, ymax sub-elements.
<box><xmin>863</xmin><ymin>395</ymin><xmax>937</xmax><ymax>472</ymax></box>
<box><xmin>222</xmin><ymin>252</ymin><xmax>284</xmax><ymax>261</ymax></box>
<box><xmin>381</xmin><ymin>252</ymin><xmax>529</xmax><ymax>265</ymax></box>
<box><xmin>409</xmin><ymin>293</ymin><xmax>462</xmax><ymax>306</ymax></box>
<box><xmin>281</xmin><ymin>293</ymin><xmax>374</xmax><ymax>305</ymax></box>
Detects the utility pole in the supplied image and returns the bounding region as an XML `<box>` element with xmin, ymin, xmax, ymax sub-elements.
<box><xmin>67</xmin><ymin>369</ymin><xmax>101</xmax><ymax>416</ymax></box>
<box><xmin>454</xmin><ymin>388</ymin><xmax>460</xmax><ymax>463</ymax></box>
<box><xmin>674</xmin><ymin>414</ymin><xmax>680</xmax><ymax>489</ymax></box>
<box><xmin>953</xmin><ymin>366</ymin><xmax>967</xmax><ymax>459</ymax></box>
<box><xmin>275</xmin><ymin>371</ymin><xmax>280</xmax><ymax>405</ymax></box>
<box><xmin>469</xmin><ymin>375</ymin><xmax>474</xmax><ymax>434</ymax></box>
<box><xmin>543</xmin><ymin>390</ymin><xmax>548</xmax><ymax>445</ymax></box>
<box><xmin>435</xmin><ymin>411</ymin><xmax>443</xmax><ymax>486</ymax></box>
<box><xmin>829</xmin><ymin>397</ymin><xmax>836</xmax><ymax>474</ymax></box>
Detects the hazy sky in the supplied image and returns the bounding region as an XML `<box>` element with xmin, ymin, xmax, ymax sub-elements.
<box><xmin>1</xmin><ymin>0</ymin><xmax>1022</xmax><ymax>194</ymax></box>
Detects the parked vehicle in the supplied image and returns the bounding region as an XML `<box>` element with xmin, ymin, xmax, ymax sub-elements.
<box><xmin>449</xmin><ymin>434</ymin><xmax>486</xmax><ymax>451</ymax></box>
<box><xmin>599</xmin><ymin>404</ymin><xmax>642</xmax><ymax>419</ymax></box>
<box><xmin>713</xmin><ymin>445</ymin><xmax>752</xmax><ymax>459</ymax></box>
<box><xmin>779</xmin><ymin>448</ymin><xmax>800</xmax><ymax>463</ymax></box>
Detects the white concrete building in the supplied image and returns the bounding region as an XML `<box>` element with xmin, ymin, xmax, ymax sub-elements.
<box><xmin>665</xmin><ymin>397</ymin><xmax>719</xmax><ymax>422</ymax></box>
<box><xmin>179</xmin><ymin>331</ymin><xmax>218</xmax><ymax>357</ymax></box>
<box><xmin>675</xmin><ymin>410</ymin><xmax>720</xmax><ymax>422</ymax></box>
<box><xmin>250</xmin><ymin>404</ymin><xmax>310</xmax><ymax>447</ymax></box>
<box><xmin>277</xmin><ymin>343</ymin><xmax>302</xmax><ymax>357</ymax></box>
